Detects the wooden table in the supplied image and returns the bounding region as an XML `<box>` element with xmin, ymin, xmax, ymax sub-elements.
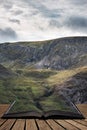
<box><xmin>0</xmin><ymin>104</ymin><xmax>87</xmax><ymax>130</ymax></box>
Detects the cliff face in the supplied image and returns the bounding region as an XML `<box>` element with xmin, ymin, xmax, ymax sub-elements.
<box><xmin>55</xmin><ymin>70</ymin><xmax>87</xmax><ymax>104</ymax></box>
<box><xmin>0</xmin><ymin>36</ymin><xmax>87</xmax><ymax>70</ymax></box>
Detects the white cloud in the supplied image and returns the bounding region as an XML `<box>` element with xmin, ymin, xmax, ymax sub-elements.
<box><xmin>0</xmin><ymin>0</ymin><xmax>87</xmax><ymax>43</ymax></box>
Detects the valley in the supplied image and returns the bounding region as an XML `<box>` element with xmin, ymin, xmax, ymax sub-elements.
<box><xmin>0</xmin><ymin>36</ymin><xmax>87</xmax><ymax>111</ymax></box>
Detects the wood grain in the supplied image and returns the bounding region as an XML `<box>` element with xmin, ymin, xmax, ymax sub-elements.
<box><xmin>76</xmin><ymin>104</ymin><xmax>87</xmax><ymax>118</ymax></box>
<box><xmin>26</xmin><ymin>119</ymin><xmax>38</xmax><ymax>130</ymax></box>
<box><xmin>0</xmin><ymin>119</ymin><xmax>7</xmax><ymax>126</ymax></box>
<box><xmin>12</xmin><ymin>119</ymin><xmax>25</xmax><ymax>130</ymax></box>
<box><xmin>55</xmin><ymin>120</ymin><xmax>79</xmax><ymax>130</ymax></box>
<box><xmin>0</xmin><ymin>104</ymin><xmax>9</xmax><ymax>117</ymax></box>
<box><xmin>0</xmin><ymin>119</ymin><xmax>16</xmax><ymax>130</ymax></box>
<box><xmin>66</xmin><ymin>120</ymin><xmax>87</xmax><ymax>130</ymax></box>
<box><xmin>0</xmin><ymin>104</ymin><xmax>87</xmax><ymax>130</ymax></box>
<box><xmin>46</xmin><ymin>119</ymin><xmax>65</xmax><ymax>130</ymax></box>
<box><xmin>36</xmin><ymin>119</ymin><xmax>51</xmax><ymax>130</ymax></box>
<box><xmin>75</xmin><ymin>120</ymin><xmax>87</xmax><ymax>126</ymax></box>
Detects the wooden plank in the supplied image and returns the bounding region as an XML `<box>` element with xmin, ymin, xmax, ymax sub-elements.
<box><xmin>75</xmin><ymin>120</ymin><xmax>87</xmax><ymax>126</ymax></box>
<box><xmin>12</xmin><ymin>119</ymin><xmax>25</xmax><ymax>130</ymax></box>
<box><xmin>26</xmin><ymin>119</ymin><xmax>37</xmax><ymax>130</ymax></box>
<box><xmin>0</xmin><ymin>119</ymin><xmax>6</xmax><ymax>126</ymax></box>
<box><xmin>36</xmin><ymin>119</ymin><xmax>51</xmax><ymax>130</ymax></box>
<box><xmin>46</xmin><ymin>119</ymin><xmax>65</xmax><ymax>130</ymax></box>
<box><xmin>0</xmin><ymin>104</ymin><xmax>87</xmax><ymax>130</ymax></box>
<box><xmin>66</xmin><ymin>120</ymin><xmax>87</xmax><ymax>130</ymax></box>
<box><xmin>0</xmin><ymin>104</ymin><xmax>9</xmax><ymax>117</ymax></box>
<box><xmin>55</xmin><ymin>120</ymin><xmax>79</xmax><ymax>130</ymax></box>
<box><xmin>0</xmin><ymin>119</ymin><xmax>16</xmax><ymax>130</ymax></box>
<box><xmin>77</xmin><ymin>104</ymin><xmax>87</xmax><ymax>118</ymax></box>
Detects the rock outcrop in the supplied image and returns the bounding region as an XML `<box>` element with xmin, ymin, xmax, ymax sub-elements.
<box><xmin>55</xmin><ymin>71</ymin><xmax>87</xmax><ymax>103</ymax></box>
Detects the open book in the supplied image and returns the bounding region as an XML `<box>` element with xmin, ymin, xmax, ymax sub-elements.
<box><xmin>2</xmin><ymin>95</ymin><xmax>84</xmax><ymax>119</ymax></box>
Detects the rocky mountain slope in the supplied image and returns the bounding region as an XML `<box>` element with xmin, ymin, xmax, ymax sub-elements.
<box><xmin>0</xmin><ymin>36</ymin><xmax>87</xmax><ymax>104</ymax></box>
<box><xmin>0</xmin><ymin>36</ymin><xmax>87</xmax><ymax>70</ymax></box>
<box><xmin>0</xmin><ymin>64</ymin><xmax>14</xmax><ymax>79</ymax></box>
<box><xmin>55</xmin><ymin>67</ymin><xmax>87</xmax><ymax>104</ymax></box>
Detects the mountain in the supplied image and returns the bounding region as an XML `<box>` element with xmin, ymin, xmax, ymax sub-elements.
<box><xmin>0</xmin><ymin>64</ymin><xmax>14</xmax><ymax>79</ymax></box>
<box><xmin>0</xmin><ymin>36</ymin><xmax>87</xmax><ymax>70</ymax></box>
<box><xmin>0</xmin><ymin>36</ymin><xmax>87</xmax><ymax>104</ymax></box>
<box><xmin>54</xmin><ymin>67</ymin><xmax>87</xmax><ymax>104</ymax></box>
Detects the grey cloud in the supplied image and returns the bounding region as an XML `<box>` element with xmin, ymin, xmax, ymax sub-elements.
<box><xmin>49</xmin><ymin>20</ymin><xmax>62</xmax><ymax>28</ymax></box>
<box><xmin>12</xmin><ymin>10</ymin><xmax>23</xmax><ymax>16</ymax></box>
<box><xmin>22</xmin><ymin>0</ymin><xmax>61</xmax><ymax>18</ymax></box>
<box><xmin>69</xmin><ymin>0</ymin><xmax>87</xmax><ymax>5</ymax></box>
<box><xmin>3</xmin><ymin>3</ymin><xmax>13</xmax><ymax>10</ymax></box>
<box><xmin>9</xmin><ymin>19</ymin><xmax>20</xmax><ymax>24</ymax></box>
<box><xmin>45</xmin><ymin>11</ymin><xmax>60</xmax><ymax>18</ymax></box>
<box><xmin>0</xmin><ymin>27</ymin><xmax>18</xmax><ymax>40</ymax></box>
<box><xmin>0</xmin><ymin>0</ymin><xmax>13</xmax><ymax>10</ymax></box>
<box><xmin>66</xmin><ymin>16</ymin><xmax>87</xmax><ymax>32</ymax></box>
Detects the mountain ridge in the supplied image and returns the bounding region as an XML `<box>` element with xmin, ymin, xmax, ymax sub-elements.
<box><xmin>0</xmin><ymin>36</ymin><xmax>87</xmax><ymax>70</ymax></box>
<box><xmin>0</xmin><ymin>36</ymin><xmax>87</xmax><ymax>104</ymax></box>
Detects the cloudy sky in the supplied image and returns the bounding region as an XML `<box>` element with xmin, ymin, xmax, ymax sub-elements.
<box><xmin>0</xmin><ymin>0</ymin><xmax>87</xmax><ymax>43</ymax></box>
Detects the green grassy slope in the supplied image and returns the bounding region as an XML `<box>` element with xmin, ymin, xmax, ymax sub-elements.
<box><xmin>0</xmin><ymin>37</ymin><xmax>87</xmax><ymax>112</ymax></box>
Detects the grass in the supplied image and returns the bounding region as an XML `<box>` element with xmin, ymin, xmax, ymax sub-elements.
<box><xmin>46</xmin><ymin>69</ymin><xmax>77</xmax><ymax>86</ymax></box>
<box><xmin>0</xmin><ymin>67</ymin><xmax>87</xmax><ymax>104</ymax></box>
<box><xmin>0</xmin><ymin>66</ymin><xmax>87</xmax><ymax>113</ymax></box>
<box><xmin>0</xmin><ymin>69</ymin><xmax>54</xmax><ymax>104</ymax></box>
<box><xmin>16</xmin><ymin>39</ymin><xmax>52</xmax><ymax>47</ymax></box>
<box><xmin>23</xmin><ymin>69</ymin><xmax>57</xmax><ymax>79</ymax></box>
<box><xmin>46</xmin><ymin>66</ymin><xmax>87</xmax><ymax>86</ymax></box>
<box><xmin>39</xmin><ymin>95</ymin><xmax>73</xmax><ymax>112</ymax></box>
<box><xmin>9</xmin><ymin>100</ymin><xmax>42</xmax><ymax>113</ymax></box>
